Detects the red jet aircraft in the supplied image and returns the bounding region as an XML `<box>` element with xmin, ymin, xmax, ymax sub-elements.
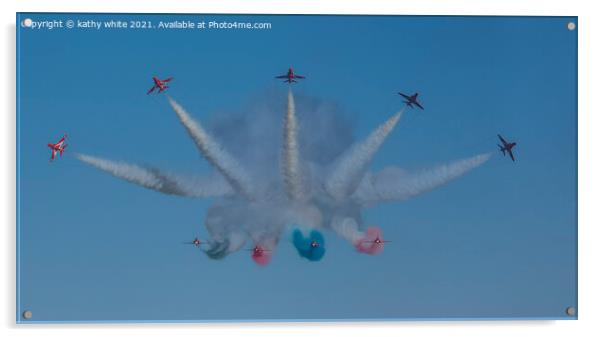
<box><xmin>147</xmin><ymin>76</ymin><xmax>173</xmax><ymax>94</ymax></box>
<box><xmin>363</xmin><ymin>236</ymin><xmax>391</xmax><ymax>245</ymax></box>
<box><xmin>398</xmin><ymin>92</ymin><xmax>424</xmax><ymax>110</ymax></box>
<box><xmin>182</xmin><ymin>237</ymin><xmax>204</xmax><ymax>248</ymax></box>
<box><xmin>47</xmin><ymin>134</ymin><xmax>67</xmax><ymax>162</ymax></box>
<box><xmin>248</xmin><ymin>245</ymin><xmax>271</xmax><ymax>257</ymax></box>
<box><xmin>275</xmin><ymin>67</ymin><xmax>305</xmax><ymax>83</ymax></box>
<box><xmin>498</xmin><ymin>134</ymin><xmax>517</xmax><ymax>162</ymax></box>
<box><xmin>249</xmin><ymin>244</ymin><xmax>272</xmax><ymax>266</ymax></box>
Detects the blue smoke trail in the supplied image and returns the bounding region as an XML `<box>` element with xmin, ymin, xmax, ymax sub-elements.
<box><xmin>292</xmin><ymin>229</ymin><xmax>326</xmax><ymax>261</ymax></box>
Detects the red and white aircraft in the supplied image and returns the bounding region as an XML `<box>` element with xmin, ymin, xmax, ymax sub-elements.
<box><xmin>249</xmin><ymin>244</ymin><xmax>272</xmax><ymax>266</ymax></box>
<box><xmin>497</xmin><ymin>134</ymin><xmax>517</xmax><ymax>162</ymax></box>
<box><xmin>47</xmin><ymin>134</ymin><xmax>67</xmax><ymax>162</ymax></box>
<box><xmin>275</xmin><ymin>67</ymin><xmax>305</xmax><ymax>83</ymax></box>
<box><xmin>147</xmin><ymin>76</ymin><xmax>173</xmax><ymax>94</ymax></box>
<box><xmin>248</xmin><ymin>245</ymin><xmax>271</xmax><ymax>257</ymax></box>
<box><xmin>182</xmin><ymin>237</ymin><xmax>204</xmax><ymax>248</ymax></box>
<box><xmin>398</xmin><ymin>92</ymin><xmax>424</xmax><ymax>110</ymax></box>
<box><xmin>363</xmin><ymin>236</ymin><xmax>391</xmax><ymax>245</ymax></box>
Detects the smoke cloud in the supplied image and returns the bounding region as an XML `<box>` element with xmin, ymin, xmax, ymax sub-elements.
<box><xmin>168</xmin><ymin>97</ymin><xmax>256</xmax><ymax>199</ymax></box>
<box><xmin>77</xmin><ymin>90</ymin><xmax>491</xmax><ymax>265</ymax></box>
<box><xmin>75</xmin><ymin>153</ymin><xmax>233</xmax><ymax>198</ymax></box>
<box><xmin>352</xmin><ymin>153</ymin><xmax>493</xmax><ymax>205</ymax></box>
<box><xmin>325</xmin><ymin>110</ymin><xmax>403</xmax><ymax>201</ymax></box>
<box><xmin>251</xmin><ymin>246</ymin><xmax>272</xmax><ymax>266</ymax></box>
<box><xmin>292</xmin><ymin>229</ymin><xmax>326</xmax><ymax>261</ymax></box>
<box><xmin>354</xmin><ymin>227</ymin><xmax>385</xmax><ymax>255</ymax></box>
<box><xmin>282</xmin><ymin>90</ymin><xmax>307</xmax><ymax>202</ymax></box>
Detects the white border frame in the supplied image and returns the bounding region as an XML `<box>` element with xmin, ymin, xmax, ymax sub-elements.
<box><xmin>3</xmin><ymin>1</ymin><xmax>600</xmax><ymax>336</ymax></box>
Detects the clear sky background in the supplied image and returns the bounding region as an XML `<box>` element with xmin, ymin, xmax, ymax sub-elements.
<box><xmin>17</xmin><ymin>14</ymin><xmax>577</xmax><ymax>322</ymax></box>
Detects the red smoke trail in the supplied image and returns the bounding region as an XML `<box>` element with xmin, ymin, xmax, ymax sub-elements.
<box><xmin>354</xmin><ymin>227</ymin><xmax>385</xmax><ymax>255</ymax></box>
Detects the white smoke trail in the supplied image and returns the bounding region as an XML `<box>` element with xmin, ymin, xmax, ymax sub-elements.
<box><xmin>168</xmin><ymin>97</ymin><xmax>255</xmax><ymax>199</ymax></box>
<box><xmin>75</xmin><ymin>153</ymin><xmax>233</xmax><ymax>197</ymax></box>
<box><xmin>330</xmin><ymin>216</ymin><xmax>364</xmax><ymax>243</ymax></box>
<box><xmin>76</xmin><ymin>90</ymin><xmax>495</xmax><ymax>263</ymax></box>
<box><xmin>204</xmin><ymin>200</ymin><xmax>289</xmax><ymax>258</ymax></box>
<box><xmin>325</xmin><ymin>110</ymin><xmax>403</xmax><ymax>201</ymax></box>
<box><xmin>281</xmin><ymin>90</ymin><xmax>306</xmax><ymax>202</ymax></box>
<box><xmin>352</xmin><ymin>153</ymin><xmax>493</xmax><ymax>204</ymax></box>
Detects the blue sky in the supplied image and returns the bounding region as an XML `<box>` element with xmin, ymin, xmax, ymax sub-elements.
<box><xmin>17</xmin><ymin>14</ymin><xmax>577</xmax><ymax>322</ymax></box>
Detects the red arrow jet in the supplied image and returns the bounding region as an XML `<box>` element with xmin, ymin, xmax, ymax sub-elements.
<box><xmin>362</xmin><ymin>236</ymin><xmax>391</xmax><ymax>245</ymax></box>
<box><xmin>182</xmin><ymin>237</ymin><xmax>204</xmax><ymax>248</ymax></box>
<box><xmin>398</xmin><ymin>92</ymin><xmax>424</xmax><ymax>110</ymax></box>
<box><xmin>275</xmin><ymin>67</ymin><xmax>305</xmax><ymax>83</ymax></box>
<box><xmin>248</xmin><ymin>245</ymin><xmax>271</xmax><ymax>257</ymax></box>
<box><xmin>498</xmin><ymin>134</ymin><xmax>517</xmax><ymax>162</ymax></box>
<box><xmin>47</xmin><ymin>134</ymin><xmax>67</xmax><ymax>162</ymax></box>
<box><xmin>147</xmin><ymin>76</ymin><xmax>173</xmax><ymax>94</ymax></box>
<box><xmin>248</xmin><ymin>244</ymin><xmax>272</xmax><ymax>266</ymax></box>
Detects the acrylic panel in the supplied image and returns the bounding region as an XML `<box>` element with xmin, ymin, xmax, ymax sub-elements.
<box><xmin>16</xmin><ymin>13</ymin><xmax>577</xmax><ymax>323</ymax></box>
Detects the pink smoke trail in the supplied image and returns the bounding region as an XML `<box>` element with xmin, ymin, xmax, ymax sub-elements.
<box><xmin>354</xmin><ymin>227</ymin><xmax>386</xmax><ymax>255</ymax></box>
